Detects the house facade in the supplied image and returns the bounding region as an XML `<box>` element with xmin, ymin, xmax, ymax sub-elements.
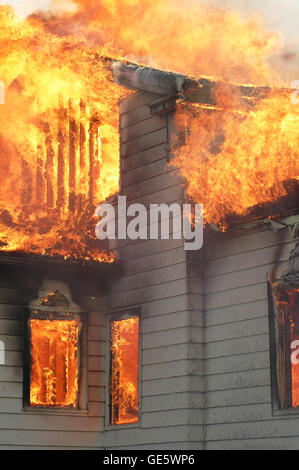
<box><xmin>0</xmin><ymin>68</ymin><xmax>298</xmax><ymax>449</ymax></box>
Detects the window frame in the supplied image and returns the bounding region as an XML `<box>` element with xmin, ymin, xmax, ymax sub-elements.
<box><xmin>268</xmin><ymin>282</ymin><xmax>299</xmax><ymax>416</ymax></box>
<box><xmin>23</xmin><ymin>309</ymin><xmax>88</xmax><ymax>414</ymax></box>
<box><xmin>105</xmin><ymin>309</ymin><xmax>142</xmax><ymax>430</ymax></box>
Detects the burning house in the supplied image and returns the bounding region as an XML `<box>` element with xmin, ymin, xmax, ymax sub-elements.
<box><xmin>0</xmin><ymin>0</ymin><xmax>299</xmax><ymax>451</ymax></box>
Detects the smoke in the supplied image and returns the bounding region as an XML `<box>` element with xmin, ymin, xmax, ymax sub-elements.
<box><xmin>0</xmin><ymin>0</ymin><xmax>77</xmax><ymax>18</ymax></box>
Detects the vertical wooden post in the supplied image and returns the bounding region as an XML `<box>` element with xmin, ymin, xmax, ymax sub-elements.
<box><xmin>57</xmin><ymin>97</ymin><xmax>68</xmax><ymax>212</ymax></box>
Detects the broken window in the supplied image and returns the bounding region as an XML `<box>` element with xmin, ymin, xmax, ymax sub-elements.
<box><xmin>24</xmin><ymin>291</ymin><xmax>87</xmax><ymax>409</ymax></box>
<box><xmin>110</xmin><ymin>315</ymin><xmax>139</xmax><ymax>425</ymax></box>
<box><xmin>269</xmin><ymin>243</ymin><xmax>299</xmax><ymax>409</ymax></box>
<box><xmin>271</xmin><ymin>286</ymin><xmax>299</xmax><ymax>408</ymax></box>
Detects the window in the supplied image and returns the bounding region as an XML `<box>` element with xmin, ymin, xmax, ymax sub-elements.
<box><xmin>24</xmin><ymin>291</ymin><xmax>87</xmax><ymax>410</ymax></box>
<box><xmin>109</xmin><ymin>315</ymin><xmax>140</xmax><ymax>425</ymax></box>
<box><xmin>271</xmin><ymin>284</ymin><xmax>299</xmax><ymax>409</ymax></box>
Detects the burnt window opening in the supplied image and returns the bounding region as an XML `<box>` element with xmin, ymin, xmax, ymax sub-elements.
<box><xmin>24</xmin><ymin>292</ymin><xmax>87</xmax><ymax>410</ymax></box>
<box><xmin>269</xmin><ymin>242</ymin><xmax>299</xmax><ymax>411</ymax></box>
<box><xmin>270</xmin><ymin>285</ymin><xmax>299</xmax><ymax>409</ymax></box>
<box><xmin>109</xmin><ymin>315</ymin><xmax>140</xmax><ymax>426</ymax></box>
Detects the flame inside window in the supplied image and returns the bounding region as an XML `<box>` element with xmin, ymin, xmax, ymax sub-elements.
<box><xmin>29</xmin><ymin>318</ymin><xmax>79</xmax><ymax>408</ymax></box>
<box><xmin>110</xmin><ymin>316</ymin><xmax>139</xmax><ymax>425</ymax></box>
<box><xmin>275</xmin><ymin>288</ymin><xmax>299</xmax><ymax>408</ymax></box>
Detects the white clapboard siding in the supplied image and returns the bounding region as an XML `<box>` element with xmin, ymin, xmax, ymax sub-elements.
<box><xmin>203</xmin><ymin>224</ymin><xmax>299</xmax><ymax>449</ymax></box>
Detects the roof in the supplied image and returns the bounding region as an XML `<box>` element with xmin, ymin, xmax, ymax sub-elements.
<box><xmin>112</xmin><ymin>60</ymin><xmax>278</xmax><ymax>107</ymax></box>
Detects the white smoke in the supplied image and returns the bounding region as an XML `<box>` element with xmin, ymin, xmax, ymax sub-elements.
<box><xmin>0</xmin><ymin>0</ymin><xmax>77</xmax><ymax>19</ymax></box>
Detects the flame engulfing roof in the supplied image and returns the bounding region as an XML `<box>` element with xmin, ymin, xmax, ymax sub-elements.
<box><xmin>112</xmin><ymin>60</ymin><xmax>274</xmax><ymax>106</ymax></box>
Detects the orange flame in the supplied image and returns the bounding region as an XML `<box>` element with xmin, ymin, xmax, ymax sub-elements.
<box><xmin>0</xmin><ymin>1</ymin><xmax>298</xmax><ymax>258</ymax></box>
<box><xmin>30</xmin><ymin>318</ymin><xmax>79</xmax><ymax>408</ymax></box>
<box><xmin>172</xmin><ymin>87</ymin><xmax>299</xmax><ymax>227</ymax></box>
<box><xmin>0</xmin><ymin>5</ymin><xmax>128</xmax><ymax>261</ymax></box>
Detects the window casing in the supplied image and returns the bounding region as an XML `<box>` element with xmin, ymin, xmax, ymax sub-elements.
<box><xmin>270</xmin><ymin>282</ymin><xmax>299</xmax><ymax>409</ymax></box>
<box><xmin>24</xmin><ymin>291</ymin><xmax>87</xmax><ymax>411</ymax></box>
<box><xmin>109</xmin><ymin>313</ymin><xmax>140</xmax><ymax>426</ymax></box>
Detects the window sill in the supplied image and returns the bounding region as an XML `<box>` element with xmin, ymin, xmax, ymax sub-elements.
<box><xmin>23</xmin><ymin>407</ymin><xmax>89</xmax><ymax>416</ymax></box>
<box><xmin>105</xmin><ymin>421</ymin><xmax>140</xmax><ymax>431</ymax></box>
<box><xmin>272</xmin><ymin>406</ymin><xmax>299</xmax><ymax>418</ymax></box>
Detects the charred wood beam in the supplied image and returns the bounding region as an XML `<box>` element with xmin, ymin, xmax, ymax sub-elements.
<box><xmin>110</xmin><ymin>59</ymin><xmax>290</xmax><ymax>108</ymax></box>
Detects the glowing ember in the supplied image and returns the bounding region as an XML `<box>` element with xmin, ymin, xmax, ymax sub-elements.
<box><xmin>110</xmin><ymin>316</ymin><xmax>139</xmax><ymax>425</ymax></box>
<box><xmin>30</xmin><ymin>318</ymin><xmax>79</xmax><ymax>408</ymax></box>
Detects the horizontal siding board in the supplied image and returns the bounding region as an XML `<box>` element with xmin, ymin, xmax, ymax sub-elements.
<box><xmin>204</xmin><ymin>242</ymin><xmax>294</xmax><ymax>278</ymax></box>
<box><xmin>87</xmin><ymin>372</ymin><xmax>104</xmax><ymax>388</ymax></box>
<box><xmin>141</xmin><ymin>409</ymin><xmax>202</xmax><ymax>428</ymax></box>
<box><xmin>122</xmin><ymin>159</ymin><xmax>169</xmax><ymax>187</ymax></box>
<box><xmin>142</xmin><ymin>327</ymin><xmax>190</xmax><ymax>350</ymax></box>
<box><xmin>206</xmin><ymin>403</ymin><xmax>272</xmax><ymax>425</ymax></box>
<box><xmin>88</xmin><ymin>387</ymin><xmax>105</xmax><ymax>402</ymax></box>
<box><xmin>123</xmin><ymin>172</ymin><xmax>180</xmax><ymax>200</ymax></box>
<box><xmin>0</xmin><ymin>397</ymin><xmax>22</xmax><ymax>413</ymax></box>
<box><xmin>206</xmin><ymin>419</ymin><xmax>299</xmax><ymax>441</ymax></box>
<box><xmin>205</xmin><ymin>334</ymin><xmax>269</xmax><ymax>359</ymax></box>
<box><xmin>143</xmin><ymin>344</ymin><xmax>190</xmax><ymax>365</ymax></box>
<box><xmin>140</xmin><ymin>295</ymin><xmax>188</xmax><ymax>318</ymax></box>
<box><xmin>121</xmin><ymin>115</ymin><xmax>166</xmax><ymax>143</ymax></box>
<box><xmin>103</xmin><ymin>426</ymin><xmax>191</xmax><ymax>447</ymax></box>
<box><xmin>142</xmin><ymin>376</ymin><xmax>190</xmax><ymax>396</ymax></box>
<box><xmin>0</xmin><ymin>382</ymin><xmax>23</xmax><ymax>398</ymax></box>
<box><xmin>0</xmin><ymin>288</ymin><xmax>34</xmax><ymax>305</ymax></box>
<box><xmin>204</xmin><ymin>284</ymin><xmax>267</xmax><ymax>311</ymax></box>
<box><xmin>88</xmin><ymin>341</ymin><xmax>106</xmax><ymax>357</ymax></box>
<box><xmin>120</xmin><ymin>104</ymin><xmax>152</xmax><ymax>128</ymax></box>
<box><xmin>205</xmin><ymin>368</ymin><xmax>270</xmax><ymax>392</ymax></box>
<box><xmin>0</xmin><ymin>429</ymin><xmax>105</xmax><ymax>447</ymax></box>
<box><xmin>122</xmin><ymin>144</ymin><xmax>167</xmax><ymax>171</ymax></box>
<box><xmin>0</xmin><ymin>413</ymin><xmax>103</xmax><ymax>432</ymax></box>
<box><xmin>0</xmin><ymin>305</ymin><xmax>24</xmax><ymax>320</ymax></box>
<box><xmin>122</xmin><ymin>128</ymin><xmax>167</xmax><ymax>157</ymax></box>
<box><xmin>0</xmin><ymin>320</ymin><xmax>23</xmax><ymax>336</ymax></box>
<box><xmin>205</xmin><ymin>227</ymin><xmax>294</xmax><ymax>262</ymax></box>
<box><xmin>143</xmin><ymin>343</ymin><xmax>204</xmax><ymax>365</ymax></box>
<box><xmin>205</xmin><ymin>351</ymin><xmax>270</xmax><ymax>375</ymax></box>
<box><xmin>88</xmin><ymin>357</ymin><xmax>106</xmax><ymax>372</ymax></box>
<box><xmin>111</xmin><ymin>263</ymin><xmax>186</xmax><ymax>294</ymax></box>
<box><xmin>109</xmin><ymin>279</ymin><xmax>187</xmax><ymax>310</ymax></box>
<box><xmin>206</xmin><ymin>386</ymin><xmax>271</xmax><ymax>408</ymax></box>
<box><xmin>116</xmin><ymin>238</ymin><xmax>185</xmax><ymax>265</ymax></box>
<box><xmin>204</xmin><ymin>264</ymin><xmax>274</xmax><ymax>294</ymax></box>
<box><xmin>88</xmin><ymin>312</ymin><xmax>105</xmax><ymax>327</ymax></box>
<box><xmin>206</xmin><ymin>437</ymin><xmax>299</xmax><ymax>450</ymax></box>
<box><xmin>206</xmin><ymin>300</ymin><xmax>268</xmax><ymax>326</ymax></box>
<box><xmin>87</xmin><ymin>326</ymin><xmax>105</xmax><ymax>342</ymax></box>
<box><xmin>142</xmin><ymin>311</ymin><xmax>189</xmax><ymax>334</ymax></box>
<box><xmin>119</xmin><ymin>92</ymin><xmax>160</xmax><ymax>114</ymax></box>
<box><xmin>143</xmin><ymin>360</ymin><xmax>194</xmax><ymax>381</ymax></box>
<box><xmin>88</xmin><ymin>402</ymin><xmax>105</xmax><ymax>417</ymax></box>
<box><xmin>142</xmin><ymin>392</ymin><xmax>203</xmax><ymax>412</ymax></box>
<box><xmin>0</xmin><ymin>335</ymin><xmax>22</xmax><ymax>351</ymax></box>
<box><xmin>1</xmin><ymin>351</ymin><xmax>22</xmax><ymax>367</ymax></box>
<box><xmin>205</xmin><ymin>317</ymin><xmax>269</xmax><ymax>343</ymax></box>
<box><xmin>0</xmin><ymin>366</ymin><xmax>22</xmax><ymax>382</ymax></box>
